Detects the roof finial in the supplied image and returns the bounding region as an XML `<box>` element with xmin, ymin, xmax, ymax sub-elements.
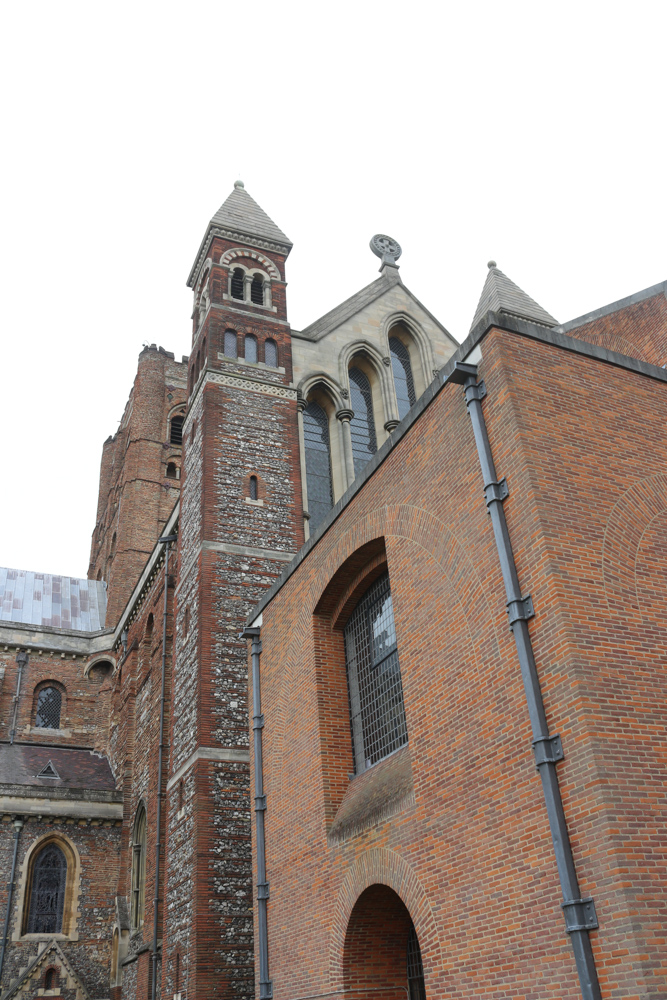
<box><xmin>487</xmin><ymin>260</ymin><xmax>497</xmax><ymax>269</ymax></box>
<box><xmin>370</xmin><ymin>234</ymin><xmax>402</xmax><ymax>273</ymax></box>
<box><xmin>234</xmin><ymin>179</ymin><xmax>245</xmax><ymax>189</ymax></box>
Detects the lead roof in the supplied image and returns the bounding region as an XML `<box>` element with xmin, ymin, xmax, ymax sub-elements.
<box><xmin>0</xmin><ymin>567</ymin><xmax>107</xmax><ymax>631</ymax></box>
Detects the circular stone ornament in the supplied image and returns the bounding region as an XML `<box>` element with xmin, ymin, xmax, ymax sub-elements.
<box><xmin>369</xmin><ymin>234</ymin><xmax>402</xmax><ymax>262</ymax></box>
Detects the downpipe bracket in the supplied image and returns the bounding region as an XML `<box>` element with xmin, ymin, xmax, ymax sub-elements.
<box><xmin>257</xmin><ymin>881</ymin><xmax>270</xmax><ymax>900</ymax></box>
<box><xmin>562</xmin><ymin>897</ymin><xmax>599</xmax><ymax>934</ymax></box>
<box><xmin>464</xmin><ymin>379</ymin><xmax>487</xmax><ymax>403</ymax></box>
<box><xmin>532</xmin><ymin>734</ymin><xmax>564</xmax><ymax>768</ymax></box>
<box><xmin>484</xmin><ymin>477</ymin><xmax>509</xmax><ymax>508</ymax></box>
<box><xmin>260</xmin><ymin>980</ymin><xmax>274</xmax><ymax>999</ymax></box>
<box><xmin>506</xmin><ymin>594</ymin><xmax>535</xmax><ymax>628</ymax></box>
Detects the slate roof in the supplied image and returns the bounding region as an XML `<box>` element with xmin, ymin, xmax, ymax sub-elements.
<box><xmin>210</xmin><ymin>182</ymin><xmax>292</xmax><ymax>248</ymax></box>
<box><xmin>294</xmin><ymin>273</ymin><xmax>397</xmax><ymax>342</ymax></box>
<box><xmin>0</xmin><ymin>744</ymin><xmax>117</xmax><ymax>791</ymax></box>
<box><xmin>0</xmin><ymin>567</ymin><xmax>107</xmax><ymax>631</ymax></box>
<box><xmin>470</xmin><ymin>263</ymin><xmax>558</xmax><ymax>331</ymax></box>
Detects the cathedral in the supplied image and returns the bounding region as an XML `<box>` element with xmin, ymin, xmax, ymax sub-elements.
<box><xmin>0</xmin><ymin>183</ymin><xmax>666</xmax><ymax>1000</ymax></box>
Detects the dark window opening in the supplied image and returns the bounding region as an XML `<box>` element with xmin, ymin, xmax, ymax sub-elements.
<box><xmin>249</xmin><ymin>475</ymin><xmax>258</xmax><ymax>501</ymax></box>
<box><xmin>27</xmin><ymin>844</ymin><xmax>67</xmax><ymax>934</ymax></box>
<box><xmin>303</xmin><ymin>401</ymin><xmax>333</xmax><ymax>531</ymax></box>
<box><xmin>131</xmin><ymin>807</ymin><xmax>147</xmax><ymax>929</ymax></box>
<box><xmin>44</xmin><ymin>969</ymin><xmax>58</xmax><ymax>989</ymax></box>
<box><xmin>244</xmin><ymin>334</ymin><xmax>258</xmax><ymax>364</ymax></box>
<box><xmin>389</xmin><ymin>337</ymin><xmax>416</xmax><ymax>421</ymax></box>
<box><xmin>175</xmin><ymin>953</ymin><xmax>181</xmax><ymax>992</ymax></box>
<box><xmin>170</xmin><ymin>415</ymin><xmax>184</xmax><ymax>445</ymax></box>
<box><xmin>224</xmin><ymin>330</ymin><xmax>238</xmax><ymax>359</ymax></box>
<box><xmin>344</xmin><ymin>571</ymin><xmax>407</xmax><ymax>772</ymax></box>
<box><xmin>348</xmin><ymin>367</ymin><xmax>377</xmax><ymax>476</ymax></box>
<box><xmin>231</xmin><ymin>268</ymin><xmax>245</xmax><ymax>300</ymax></box>
<box><xmin>250</xmin><ymin>274</ymin><xmax>264</xmax><ymax>305</ymax></box>
<box><xmin>166</xmin><ymin>462</ymin><xmax>178</xmax><ymax>479</ymax></box>
<box><xmin>264</xmin><ymin>339</ymin><xmax>277</xmax><ymax>367</ymax></box>
<box><xmin>407</xmin><ymin>926</ymin><xmax>426</xmax><ymax>1000</ymax></box>
<box><xmin>35</xmin><ymin>687</ymin><xmax>62</xmax><ymax>730</ymax></box>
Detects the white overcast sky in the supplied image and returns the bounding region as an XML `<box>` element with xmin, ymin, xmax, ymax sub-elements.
<box><xmin>1</xmin><ymin>0</ymin><xmax>665</xmax><ymax>580</ymax></box>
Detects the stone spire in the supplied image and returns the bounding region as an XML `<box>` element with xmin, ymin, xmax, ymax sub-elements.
<box><xmin>209</xmin><ymin>180</ymin><xmax>292</xmax><ymax>249</ymax></box>
<box><xmin>470</xmin><ymin>261</ymin><xmax>558</xmax><ymax>331</ymax></box>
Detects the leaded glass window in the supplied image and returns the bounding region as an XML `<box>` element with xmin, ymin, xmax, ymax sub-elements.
<box><xmin>131</xmin><ymin>807</ymin><xmax>147</xmax><ymax>929</ymax></box>
<box><xmin>389</xmin><ymin>338</ymin><xmax>416</xmax><ymax>420</ymax></box>
<box><xmin>244</xmin><ymin>334</ymin><xmax>258</xmax><ymax>364</ymax></box>
<box><xmin>27</xmin><ymin>844</ymin><xmax>67</xmax><ymax>934</ymax></box>
<box><xmin>303</xmin><ymin>402</ymin><xmax>333</xmax><ymax>530</ymax></box>
<box><xmin>407</xmin><ymin>926</ymin><xmax>426</xmax><ymax>1000</ymax></box>
<box><xmin>349</xmin><ymin>368</ymin><xmax>377</xmax><ymax>477</ymax></box>
<box><xmin>344</xmin><ymin>572</ymin><xmax>407</xmax><ymax>772</ymax></box>
<box><xmin>224</xmin><ymin>330</ymin><xmax>238</xmax><ymax>359</ymax></box>
<box><xmin>264</xmin><ymin>339</ymin><xmax>278</xmax><ymax>367</ymax></box>
<box><xmin>35</xmin><ymin>687</ymin><xmax>61</xmax><ymax>729</ymax></box>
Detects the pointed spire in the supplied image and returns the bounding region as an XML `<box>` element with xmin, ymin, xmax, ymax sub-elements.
<box><xmin>209</xmin><ymin>181</ymin><xmax>292</xmax><ymax>249</ymax></box>
<box><xmin>470</xmin><ymin>261</ymin><xmax>558</xmax><ymax>331</ymax></box>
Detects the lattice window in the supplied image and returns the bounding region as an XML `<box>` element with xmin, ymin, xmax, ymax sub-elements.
<box><xmin>245</xmin><ymin>334</ymin><xmax>258</xmax><ymax>364</ymax></box>
<box><xmin>224</xmin><ymin>330</ymin><xmax>238</xmax><ymax>359</ymax></box>
<box><xmin>407</xmin><ymin>926</ymin><xmax>426</xmax><ymax>1000</ymax></box>
<box><xmin>35</xmin><ymin>687</ymin><xmax>62</xmax><ymax>730</ymax></box>
<box><xmin>231</xmin><ymin>268</ymin><xmax>245</xmax><ymax>300</ymax></box>
<box><xmin>389</xmin><ymin>338</ymin><xmax>416</xmax><ymax>420</ymax></box>
<box><xmin>170</xmin><ymin>414</ymin><xmax>184</xmax><ymax>445</ymax></box>
<box><xmin>131</xmin><ymin>806</ymin><xmax>147</xmax><ymax>929</ymax></box>
<box><xmin>344</xmin><ymin>572</ymin><xmax>407</xmax><ymax>772</ymax></box>
<box><xmin>249</xmin><ymin>476</ymin><xmax>259</xmax><ymax>501</ymax></box>
<box><xmin>250</xmin><ymin>274</ymin><xmax>264</xmax><ymax>305</ymax></box>
<box><xmin>303</xmin><ymin>402</ymin><xmax>333</xmax><ymax>530</ymax></box>
<box><xmin>349</xmin><ymin>367</ymin><xmax>377</xmax><ymax>476</ymax></box>
<box><xmin>264</xmin><ymin>339</ymin><xmax>278</xmax><ymax>367</ymax></box>
<box><xmin>27</xmin><ymin>844</ymin><xmax>67</xmax><ymax>934</ymax></box>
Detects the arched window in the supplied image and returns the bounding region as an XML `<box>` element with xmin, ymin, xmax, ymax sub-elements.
<box><xmin>303</xmin><ymin>402</ymin><xmax>333</xmax><ymax>531</ymax></box>
<box><xmin>231</xmin><ymin>268</ymin><xmax>245</xmax><ymax>300</ymax></box>
<box><xmin>224</xmin><ymin>330</ymin><xmax>238</xmax><ymax>359</ymax></box>
<box><xmin>131</xmin><ymin>806</ymin><xmax>147</xmax><ymax>929</ymax></box>
<box><xmin>264</xmin><ymin>339</ymin><xmax>277</xmax><ymax>367</ymax></box>
<box><xmin>170</xmin><ymin>415</ymin><xmax>184</xmax><ymax>446</ymax></box>
<box><xmin>407</xmin><ymin>926</ymin><xmax>426</xmax><ymax>1000</ymax></box>
<box><xmin>249</xmin><ymin>475</ymin><xmax>258</xmax><ymax>501</ymax></box>
<box><xmin>35</xmin><ymin>687</ymin><xmax>62</xmax><ymax>729</ymax></box>
<box><xmin>27</xmin><ymin>844</ymin><xmax>67</xmax><ymax>933</ymax></box>
<box><xmin>166</xmin><ymin>462</ymin><xmax>178</xmax><ymax>479</ymax></box>
<box><xmin>348</xmin><ymin>368</ymin><xmax>377</xmax><ymax>476</ymax></box>
<box><xmin>244</xmin><ymin>334</ymin><xmax>258</xmax><ymax>364</ymax></box>
<box><xmin>250</xmin><ymin>274</ymin><xmax>264</xmax><ymax>305</ymax></box>
<box><xmin>44</xmin><ymin>968</ymin><xmax>58</xmax><ymax>989</ymax></box>
<box><xmin>344</xmin><ymin>571</ymin><xmax>407</xmax><ymax>772</ymax></box>
<box><xmin>389</xmin><ymin>337</ymin><xmax>416</xmax><ymax>420</ymax></box>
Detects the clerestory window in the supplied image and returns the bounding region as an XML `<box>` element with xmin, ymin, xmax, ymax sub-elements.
<box><xmin>389</xmin><ymin>338</ymin><xmax>416</xmax><ymax>420</ymax></box>
<box><xmin>303</xmin><ymin>401</ymin><xmax>333</xmax><ymax>530</ymax></box>
<box><xmin>344</xmin><ymin>572</ymin><xmax>407</xmax><ymax>773</ymax></box>
<box><xmin>348</xmin><ymin>368</ymin><xmax>377</xmax><ymax>476</ymax></box>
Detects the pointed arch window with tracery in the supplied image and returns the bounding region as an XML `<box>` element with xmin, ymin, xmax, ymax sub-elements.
<box><xmin>303</xmin><ymin>402</ymin><xmax>334</xmax><ymax>530</ymax></box>
<box><xmin>27</xmin><ymin>843</ymin><xmax>67</xmax><ymax>934</ymax></box>
<box><xmin>348</xmin><ymin>368</ymin><xmax>377</xmax><ymax>477</ymax></box>
<box><xmin>389</xmin><ymin>337</ymin><xmax>416</xmax><ymax>420</ymax></box>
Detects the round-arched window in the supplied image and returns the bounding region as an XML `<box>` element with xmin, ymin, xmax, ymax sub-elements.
<box><xmin>35</xmin><ymin>687</ymin><xmax>62</xmax><ymax>730</ymax></box>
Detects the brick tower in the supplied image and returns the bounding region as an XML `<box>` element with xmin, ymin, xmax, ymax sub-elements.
<box><xmin>163</xmin><ymin>183</ymin><xmax>304</xmax><ymax>999</ymax></box>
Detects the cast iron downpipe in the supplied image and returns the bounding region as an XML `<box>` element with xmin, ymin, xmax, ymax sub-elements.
<box><xmin>242</xmin><ymin>625</ymin><xmax>272</xmax><ymax>1000</ymax></box>
<box><xmin>0</xmin><ymin>817</ymin><xmax>24</xmax><ymax>987</ymax></box>
<box><xmin>9</xmin><ymin>651</ymin><xmax>28</xmax><ymax>745</ymax></box>
<box><xmin>151</xmin><ymin>534</ymin><xmax>177</xmax><ymax>1000</ymax></box>
<box><xmin>450</xmin><ymin>362</ymin><xmax>601</xmax><ymax>999</ymax></box>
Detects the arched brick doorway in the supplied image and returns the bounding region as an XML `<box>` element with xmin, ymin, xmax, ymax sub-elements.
<box><xmin>343</xmin><ymin>884</ymin><xmax>426</xmax><ymax>1000</ymax></box>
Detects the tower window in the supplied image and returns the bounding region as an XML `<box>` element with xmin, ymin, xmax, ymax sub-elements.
<box><xmin>224</xmin><ymin>330</ymin><xmax>238</xmax><ymax>359</ymax></box>
<box><xmin>166</xmin><ymin>462</ymin><xmax>178</xmax><ymax>479</ymax></box>
<box><xmin>249</xmin><ymin>475</ymin><xmax>258</xmax><ymax>501</ymax></box>
<box><xmin>27</xmin><ymin>844</ymin><xmax>67</xmax><ymax>934</ymax></box>
<box><xmin>170</xmin><ymin>415</ymin><xmax>184</xmax><ymax>446</ymax></box>
<box><xmin>344</xmin><ymin>571</ymin><xmax>407</xmax><ymax>772</ymax></box>
<box><xmin>231</xmin><ymin>268</ymin><xmax>245</xmax><ymax>300</ymax></box>
<box><xmin>348</xmin><ymin>367</ymin><xmax>377</xmax><ymax>476</ymax></box>
<box><xmin>389</xmin><ymin>337</ymin><xmax>416</xmax><ymax>420</ymax></box>
<box><xmin>244</xmin><ymin>334</ymin><xmax>258</xmax><ymax>364</ymax></box>
<box><xmin>250</xmin><ymin>274</ymin><xmax>264</xmax><ymax>305</ymax></box>
<box><xmin>35</xmin><ymin>686</ymin><xmax>62</xmax><ymax>730</ymax></box>
<box><xmin>264</xmin><ymin>339</ymin><xmax>278</xmax><ymax>367</ymax></box>
<box><xmin>131</xmin><ymin>806</ymin><xmax>147</xmax><ymax>929</ymax></box>
<box><xmin>303</xmin><ymin>402</ymin><xmax>333</xmax><ymax>531</ymax></box>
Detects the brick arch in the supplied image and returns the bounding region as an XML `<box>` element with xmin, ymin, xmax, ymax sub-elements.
<box><xmin>575</xmin><ymin>327</ymin><xmax>649</xmax><ymax>361</ymax></box>
<box><xmin>602</xmin><ymin>473</ymin><xmax>667</xmax><ymax>621</ymax></box>
<box><xmin>328</xmin><ymin>847</ymin><xmax>442</xmax><ymax>991</ymax></box>
<box><xmin>271</xmin><ymin>502</ymin><xmax>501</xmax><ymax>818</ymax></box>
<box><xmin>218</xmin><ymin>247</ymin><xmax>280</xmax><ymax>280</ymax></box>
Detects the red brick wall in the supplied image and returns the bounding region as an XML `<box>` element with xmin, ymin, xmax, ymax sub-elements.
<box><xmin>255</xmin><ymin>323</ymin><xmax>667</xmax><ymax>998</ymax></box>
<box><xmin>565</xmin><ymin>287</ymin><xmax>667</xmax><ymax>366</ymax></box>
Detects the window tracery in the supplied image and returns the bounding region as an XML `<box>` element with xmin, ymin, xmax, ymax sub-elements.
<box><xmin>303</xmin><ymin>401</ymin><xmax>334</xmax><ymax>530</ymax></box>
<box><xmin>131</xmin><ymin>806</ymin><xmax>147</xmax><ymax>929</ymax></box>
<box><xmin>348</xmin><ymin>367</ymin><xmax>377</xmax><ymax>476</ymax></box>
<box><xmin>389</xmin><ymin>337</ymin><xmax>416</xmax><ymax>420</ymax></box>
<box><xmin>26</xmin><ymin>844</ymin><xmax>67</xmax><ymax>934</ymax></box>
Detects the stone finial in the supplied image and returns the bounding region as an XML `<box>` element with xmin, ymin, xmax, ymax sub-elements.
<box><xmin>370</xmin><ymin>234</ymin><xmax>402</xmax><ymax>271</ymax></box>
<box><xmin>487</xmin><ymin>260</ymin><xmax>497</xmax><ymax>269</ymax></box>
<box><xmin>234</xmin><ymin>179</ymin><xmax>245</xmax><ymax>189</ymax></box>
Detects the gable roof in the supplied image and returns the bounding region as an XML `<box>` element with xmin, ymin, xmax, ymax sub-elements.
<box><xmin>1</xmin><ymin>938</ymin><xmax>92</xmax><ymax>1000</ymax></box>
<box><xmin>0</xmin><ymin>567</ymin><xmax>106</xmax><ymax>631</ymax></box>
<box><xmin>470</xmin><ymin>263</ymin><xmax>558</xmax><ymax>331</ymax></box>
<box><xmin>294</xmin><ymin>270</ymin><xmax>457</xmax><ymax>346</ymax></box>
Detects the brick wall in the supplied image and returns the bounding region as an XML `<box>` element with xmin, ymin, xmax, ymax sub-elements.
<box><xmin>254</xmin><ymin>321</ymin><xmax>667</xmax><ymax>997</ymax></box>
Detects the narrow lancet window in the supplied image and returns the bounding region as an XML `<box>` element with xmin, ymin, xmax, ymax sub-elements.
<box><xmin>170</xmin><ymin>415</ymin><xmax>184</xmax><ymax>445</ymax></box>
<box><xmin>348</xmin><ymin>368</ymin><xmax>377</xmax><ymax>476</ymax></box>
<box><xmin>244</xmin><ymin>334</ymin><xmax>258</xmax><ymax>364</ymax></box>
<box><xmin>27</xmin><ymin>844</ymin><xmax>67</xmax><ymax>933</ymax></box>
<box><xmin>131</xmin><ymin>806</ymin><xmax>147</xmax><ymax>929</ymax></box>
<box><xmin>302</xmin><ymin>402</ymin><xmax>333</xmax><ymax>530</ymax></box>
<box><xmin>249</xmin><ymin>475</ymin><xmax>258</xmax><ymax>500</ymax></box>
<box><xmin>344</xmin><ymin>572</ymin><xmax>407</xmax><ymax>772</ymax></box>
<box><xmin>250</xmin><ymin>274</ymin><xmax>264</xmax><ymax>305</ymax></box>
<box><xmin>389</xmin><ymin>337</ymin><xmax>416</xmax><ymax>420</ymax></box>
<box><xmin>224</xmin><ymin>330</ymin><xmax>238</xmax><ymax>359</ymax></box>
<box><xmin>264</xmin><ymin>339</ymin><xmax>278</xmax><ymax>367</ymax></box>
<box><xmin>231</xmin><ymin>268</ymin><xmax>245</xmax><ymax>300</ymax></box>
